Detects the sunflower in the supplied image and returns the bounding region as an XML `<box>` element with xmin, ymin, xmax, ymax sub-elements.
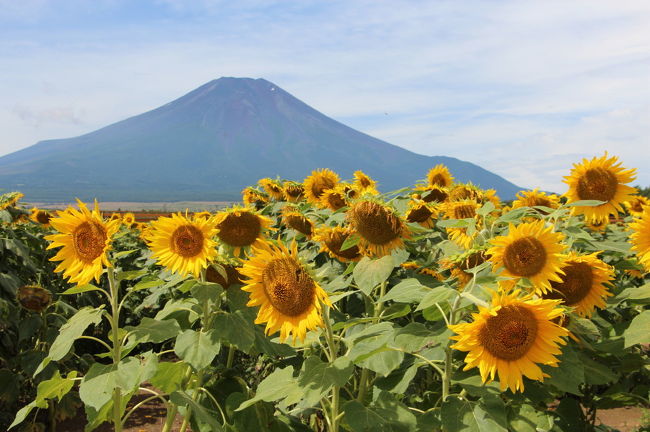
<box><xmin>240</xmin><ymin>240</ymin><xmax>331</xmax><ymax>343</ymax></box>
<box><xmin>585</xmin><ymin>219</ymin><xmax>607</xmax><ymax>233</ymax></box>
<box><xmin>412</xmin><ymin>185</ymin><xmax>449</xmax><ymax>204</ymax></box>
<box><xmin>146</xmin><ymin>213</ymin><xmax>218</xmax><ymax>277</ymax></box>
<box><xmin>426</xmin><ymin>164</ymin><xmax>454</xmax><ymax>188</ymax></box>
<box><xmin>215</xmin><ymin>206</ymin><xmax>273</xmax><ymax>256</ymax></box>
<box><xmin>17</xmin><ymin>285</ymin><xmax>52</xmax><ymax>313</ymax></box>
<box><xmin>283</xmin><ymin>182</ymin><xmax>305</xmax><ymax>203</ymax></box>
<box><xmin>122</xmin><ymin>212</ymin><xmax>136</xmax><ymax>226</ymax></box>
<box><xmin>0</xmin><ymin>192</ymin><xmax>24</xmax><ymax>210</ymax></box>
<box><xmin>242</xmin><ymin>187</ymin><xmax>269</xmax><ymax>209</ymax></box>
<box><xmin>347</xmin><ymin>200</ymin><xmax>409</xmax><ymax>257</ymax></box>
<box><xmin>542</xmin><ymin>252</ymin><xmax>613</xmax><ymax>317</ymax></box>
<box><xmin>484</xmin><ymin>189</ymin><xmax>502</xmax><ymax>208</ymax></box>
<box><xmin>624</xmin><ymin>195</ymin><xmax>650</xmax><ymax>218</ymax></box>
<box><xmin>440</xmin><ymin>247</ymin><xmax>490</xmax><ymax>288</ymax></box>
<box><xmin>194</xmin><ymin>211</ymin><xmax>212</xmax><ymax>220</ymax></box>
<box><xmin>405</xmin><ymin>200</ymin><xmax>437</xmax><ymax>228</ymax></box>
<box><xmin>45</xmin><ymin>200</ymin><xmax>120</xmax><ymax>286</ymax></box>
<box><xmin>564</xmin><ymin>153</ymin><xmax>637</xmax><ymax>223</ymax></box>
<box><xmin>108</xmin><ymin>213</ymin><xmax>122</xmax><ymax>222</ymax></box>
<box><xmin>281</xmin><ymin>207</ymin><xmax>314</xmax><ymax>238</ymax></box>
<box><xmin>303</xmin><ymin>169</ymin><xmax>340</xmax><ymax>206</ymax></box>
<box><xmin>353</xmin><ymin>170</ymin><xmax>379</xmax><ymax>195</ymax></box>
<box><xmin>30</xmin><ymin>208</ymin><xmax>52</xmax><ymax>227</ymax></box>
<box><xmin>259</xmin><ymin>178</ymin><xmax>285</xmax><ymax>201</ymax></box>
<box><xmin>205</xmin><ymin>262</ymin><xmax>243</xmax><ymax>289</ymax></box>
<box><xmin>449</xmin><ymin>289</ymin><xmax>569</xmax><ymax>393</ymax></box>
<box><xmin>320</xmin><ymin>185</ymin><xmax>349</xmax><ymax>211</ymax></box>
<box><xmin>313</xmin><ymin>226</ymin><xmax>361</xmax><ymax>262</ymax></box>
<box><xmin>512</xmin><ymin>189</ymin><xmax>560</xmax><ymax>213</ymax></box>
<box><xmin>487</xmin><ymin>220</ymin><xmax>566</xmax><ymax>294</ymax></box>
<box><xmin>629</xmin><ymin>206</ymin><xmax>650</xmax><ymax>273</ymax></box>
<box><xmin>449</xmin><ymin>183</ymin><xmax>483</xmax><ymax>202</ymax></box>
<box><xmin>442</xmin><ymin>200</ymin><xmax>480</xmax><ymax>249</ymax></box>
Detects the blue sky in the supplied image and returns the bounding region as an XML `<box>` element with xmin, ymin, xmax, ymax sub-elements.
<box><xmin>1</xmin><ymin>0</ymin><xmax>648</xmax><ymax>193</ymax></box>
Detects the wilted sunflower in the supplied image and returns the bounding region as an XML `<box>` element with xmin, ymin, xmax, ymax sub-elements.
<box><xmin>321</xmin><ymin>185</ymin><xmax>349</xmax><ymax>211</ymax></box>
<box><xmin>147</xmin><ymin>213</ymin><xmax>218</xmax><ymax>277</ymax></box>
<box><xmin>426</xmin><ymin>164</ymin><xmax>454</xmax><ymax>188</ymax></box>
<box><xmin>488</xmin><ymin>220</ymin><xmax>566</xmax><ymax>294</ymax></box>
<box><xmin>449</xmin><ymin>183</ymin><xmax>483</xmax><ymax>202</ymax></box>
<box><xmin>242</xmin><ymin>187</ymin><xmax>269</xmax><ymax>209</ymax></box>
<box><xmin>413</xmin><ymin>185</ymin><xmax>449</xmax><ymax>204</ymax></box>
<box><xmin>281</xmin><ymin>207</ymin><xmax>314</xmax><ymax>237</ymax></box>
<box><xmin>442</xmin><ymin>200</ymin><xmax>480</xmax><ymax>249</ymax></box>
<box><xmin>205</xmin><ymin>262</ymin><xmax>243</xmax><ymax>289</ymax></box>
<box><xmin>353</xmin><ymin>170</ymin><xmax>379</xmax><ymax>195</ymax></box>
<box><xmin>283</xmin><ymin>182</ymin><xmax>305</xmax><ymax>202</ymax></box>
<box><xmin>629</xmin><ymin>206</ymin><xmax>650</xmax><ymax>273</ymax></box>
<box><xmin>304</xmin><ymin>168</ymin><xmax>340</xmax><ymax>206</ymax></box>
<box><xmin>347</xmin><ymin>200</ymin><xmax>409</xmax><ymax>257</ymax></box>
<box><xmin>624</xmin><ymin>195</ymin><xmax>650</xmax><ymax>218</ymax></box>
<box><xmin>45</xmin><ymin>200</ymin><xmax>120</xmax><ymax>286</ymax></box>
<box><xmin>512</xmin><ymin>189</ymin><xmax>560</xmax><ymax>213</ymax></box>
<box><xmin>449</xmin><ymin>289</ymin><xmax>568</xmax><ymax>393</ymax></box>
<box><xmin>564</xmin><ymin>153</ymin><xmax>637</xmax><ymax>223</ymax></box>
<box><xmin>259</xmin><ymin>178</ymin><xmax>285</xmax><ymax>201</ymax></box>
<box><xmin>17</xmin><ymin>285</ymin><xmax>52</xmax><ymax>313</ymax></box>
<box><xmin>194</xmin><ymin>211</ymin><xmax>212</xmax><ymax>220</ymax></box>
<box><xmin>483</xmin><ymin>189</ymin><xmax>501</xmax><ymax>208</ymax></box>
<box><xmin>313</xmin><ymin>226</ymin><xmax>361</xmax><ymax>262</ymax></box>
<box><xmin>0</xmin><ymin>192</ymin><xmax>24</xmax><ymax>210</ymax></box>
<box><xmin>542</xmin><ymin>252</ymin><xmax>613</xmax><ymax>317</ymax></box>
<box><xmin>215</xmin><ymin>206</ymin><xmax>273</xmax><ymax>256</ymax></box>
<box><xmin>30</xmin><ymin>208</ymin><xmax>52</xmax><ymax>226</ymax></box>
<box><xmin>440</xmin><ymin>247</ymin><xmax>490</xmax><ymax>288</ymax></box>
<box><xmin>240</xmin><ymin>240</ymin><xmax>331</xmax><ymax>343</ymax></box>
<box><xmin>405</xmin><ymin>200</ymin><xmax>437</xmax><ymax>228</ymax></box>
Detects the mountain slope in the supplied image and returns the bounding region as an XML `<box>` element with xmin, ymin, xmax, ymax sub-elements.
<box><xmin>0</xmin><ymin>77</ymin><xmax>521</xmax><ymax>201</ymax></box>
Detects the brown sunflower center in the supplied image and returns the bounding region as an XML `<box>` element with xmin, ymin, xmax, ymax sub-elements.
<box><xmin>262</xmin><ymin>258</ymin><xmax>315</xmax><ymax>316</ymax></box>
<box><xmin>479</xmin><ymin>305</ymin><xmax>538</xmax><ymax>360</ymax></box>
<box><xmin>73</xmin><ymin>221</ymin><xmax>108</xmax><ymax>263</ymax></box>
<box><xmin>36</xmin><ymin>211</ymin><xmax>51</xmax><ymax>224</ymax></box>
<box><xmin>407</xmin><ymin>205</ymin><xmax>433</xmax><ymax>223</ymax></box>
<box><xmin>429</xmin><ymin>173</ymin><xmax>448</xmax><ymax>187</ymax></box>
<box><xmin>325</xmin><ymin>231</ymin><xmax>361</xmax><ymax>260</ymax></box>
<box><xmin>576</xmin><ymin>167</ymin><xmax>618</xmax><ymax>202</ymax></box>
<box><xmin>285</xmin><ymin>185</ymin><xmax>304</xmax><ymax>198</ymax></box>
<box><xmin>205</xmin><ymin>264</ymin><xmax>242</xmax><ymax>289</ymax></box>
<box><xmin>326</xmin><ymin>192</ymin><xmax>347</xmax><ymax>210</ymax></box>
<box><xmin>502</xmin><ymin>237</ymin><xmax>547</xmax><ymax>277</ymax></box>
<box><xmin>422</xmin><ymin>188</ymin><xmax>448</xmax><ymax>203</ymax></box>
<box><xmin>453</xmin><ymin>204</ymin><xmax>476</xmax><ymax>219</ymax></box>
<box><xmin>350</xmin><ymin>201</ymin><xmax>402</xmax><ymax>245</ymax></box>
<box><xmin>218</xmin><ymin>212</ymin><xmax>262</xmax><ymax>247</ymax></box>
<box><xmin>311</xmin><ymin>176</ymin><xmax>337</xmax><ymax>199</ymax></box>
<box><xmin>285</xmin><ymin>214</ymin><xmax>313</xmax><ymax>236</ymax></box>
<box><xmin>450</xmin><ymin>187</ymin><xmax>478</xmax><ymax>202</ymax></box>
<box><xmin>358</xmin><ymin>177</ymin><xmax>372</xmax><ymax>188</ymax></box>
<box><xmin>17</xmin><ymin>285</ymin><xmax>52</xmax><ymax>312</ymax></box>
<box><xmin>546</xmin><ymin>262</ymin><xmax>593</xmax><ymax>305</ymax></box>
<box><xmin>170</xmin><ymin>224</ymin><xmax>204</xmax><ymax>257</ymax></box>
<box><xmin>459</xmin><ymin>251</ymin><xmax>489</xmax><ymax>271</ymax></box>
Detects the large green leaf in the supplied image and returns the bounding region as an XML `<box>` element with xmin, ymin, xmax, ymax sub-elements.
<box><xmin>150</xmin><ymin>361</ymin><xmax>189</xmax><ymax>394</ymax></box>
<box><xmin>79</xmin><ymin>363</ymin><xmax>118</xmax><ymax>412</ymax></box>
<box><xmin>347</xmin><ymin>322</ymin><xmax>404</xmax><ymax>376</ymax></box>
<box><xmin>236</xmin><ymin>366</ymin><xmax>302</xmax><ymax>411</ymax></box>
<box><xmin>174</xmin><ymin>329</ymin><xmax>221</xmax><ymax>371</ymax></box>
<box><xmin>342</xmin><ymin>392</ymin><xmax>416</xmax><ymax>432</ymax></box>
<box><xmin>440</xmin><ymin>396</ymin><xmax>507</xmax><ymax>432</ymax></box>
<box><xmin>10</xmin><ymin>371</ymin><xmax>77</xmax><ymax>429</ymax></box>
<box><xmin>416</xmin><ymin>286</ymin><xmax>455</xmax><ymax>311</ymax></box>
<box><xmin>624</xmin><ymin>310</ymin><xmax>650</xmax><ymax>348</ymax></box>
<box><xmin>115</xmin><ymin>352</ymin><xmax>158</xmax><ymax>395</ymax></box>
<box><xmin>125</xmin><ymin>317</ymin><xmax>181</xmax><ymax>345</ymax></box>
<box><xmin>170</xmin><ymin>391</ymin><xmax>223</xmax><ymax>431</ymax></box>
<box><xmin>543</xmin><ymin>345</ymin><xmax>584</xmax><ymax>395</ymax></box>
<box><xmin>380</xmin><ymin>279</ymin><xmax>431</xmax><ymax>304</ymax></box>
<box><xmin>353</xmin><ymin>256</ymin><xmax>396</xmax><ymax>295</ymax></box>
<box><xmin>212</xmin><ymin>310</ymin><xmax>256</xmax><ymax>352</ymax></box>
<box><xmin>296</xmin><ymin>356</ymin><xmax>354</xmax><ymax>408</ymax></box>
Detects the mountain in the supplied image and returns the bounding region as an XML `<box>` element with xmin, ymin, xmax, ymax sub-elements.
<box><xmin>0</xmin><ymin>77</ymin><xmax>522</xmax><ymax>201</ymax></box>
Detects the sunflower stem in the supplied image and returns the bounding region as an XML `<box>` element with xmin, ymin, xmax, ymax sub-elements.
<box><xmin>323</xmin><ymin>305</ymin><xmax>340</xmax><ymax>432</ymax></box>
<box><xmin>107</xmin><ymin>266</ymin><xmax>123</xmax><ymax>432</ymax></box>
<box><xmin>442</xmin><ymin>292</ymin><xmax>462</xmax><ymax>402</ymax></box>
<box><xmin>226</xmin><ymin>344</ymin><xmax>236</xmax><ymax>369</ymax></box>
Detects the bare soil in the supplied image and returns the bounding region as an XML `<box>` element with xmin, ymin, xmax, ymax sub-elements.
<box><xmin>597</xmin><ymin>406</ymin><xmax>647</xmax><ymax>431</ymax></box>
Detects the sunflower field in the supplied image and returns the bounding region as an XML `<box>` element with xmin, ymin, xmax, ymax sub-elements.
<box><xmin>1</xmin><ymin>153</ymin><xmax>649</xmax><ymax>432</ymax></box>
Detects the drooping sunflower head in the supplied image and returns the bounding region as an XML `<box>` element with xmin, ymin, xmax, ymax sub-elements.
<box><xmin>205</xmin><ymin>262</ymin><xmax>243</xmax><ymax>289</ymax></box>
<box><xmin>240</xmin><ymin>240</ymin><xmax>331</xmax><ymax>344</ymax></box>
<box><xmin>313</xmin><ymin>225</ymin><xmax>362</xmax><ymax>262</ymax></box>
<box><xmin>629</xmin><ymin>206</ymin><xmax>650</xmax><ymax>273</ymax></box>
<box><xmin>353</xmin><ymin>170</ymin><xmax>378</xmax><ymax>194</ymax></box>
<box><xmin>146</xmin><ymin>213</ymin><xmax>219</xmax><ymax>277</ymax></box>
<box><xmin>215</xmin><ymin>206</ymin><xmax>274</xmax><ymax>256</ymax></box>
<box><xmin>564</xmin><ymin>153</ymin><xmax>637</xmax><ymax>223</ymax></box>
<box><xmin>449</xmin><ymin>289</ymin><xmax>569</xmax><ymax>393</ymax></box>
<box><xmin>259</xmin><ymin>178</ymin><xmax>285</xmax><ymax>201</ymax></box>
<box><xmin>303</xmin><ymin>168</ymin><xmax>340</xmax><ymax>206</ymax></box>
<box><xmin>426</xmin><ymin>164</ymin><xmax>454</xmax><ymax>188</ymax></box>
<box><xmin>413</xmin><ymin>185</ymin><xmax>449</xmax><ymax>204</ymax></box>
<box><xmin>347</xmin><ymin>199</ymin><xmax>408</xmax><ymax>257</ymax></box>
<box><xmin>488</xmin><ymin>220</ymin><xmax>567</xmax><ymax>294</ymax></box>
<box><xmin>624</xmin><ymin>195</ymin><xmax>650</xmax><ymax>218</ymax></box>
<box><xmin>283</xmin><ymin>182</ymin><xmax>305</xmax><ymax>203</ymax></box>
<box><xmin>441</xmin><ymin>247</ymin><xmax>491</xmax><ymax>288</ymax></box>
<box><xmin>441</xmin><ymin>199</ymin><xmax>480</xmax><ymax>249</ymax></box>
<box><xmin>242</xmin><ymin>187</ymin><xmax>269</xmax><ymax>209</ymax></box>
<box><xmin>449</xmin><ymin>183</ymin><xmax>483</xmax><ymax>202</ymax></box>
<box><xmin>320</xmin><ymin>184</ymin><xmax>349</xmax><ymax>211</ymax></box>
<box><xmin>483</xmin><ymin>189</ymin><xmax>502</xmax><ymax>208</ymax></box>
<box><xmin>30</xmin><ymin>208</ymin><xmax>52</xmax><ymax>226</ymax></box>
<box><xmin>281</xmin><ymin>206</ymin><xmax>314</xmax><ymax>238</ymax></box>
<box><xmin>0</xmin><ymin>192</ymin><xmax>24</xmax><ymax>210</ymax></box>
<box><xmin>405</xmin><ymin>200</ymin><xmax>438</xmax><ymax>228</ymax></box>
<box><xmin>512</xmin><ymin>189</ymin><xmax>560</xmax><ymax>213</ymax></box>
<box><xmin>542</xmin><ymin>252</ymin><xmax>613</xmax><ymax>317</ymax></box>
<box><xmin>17</xmin><ymin>285</ymin><xmax>52</xmax><ymax>313</ymax></box>
<box><xmin>45</xmin><ymin>200</ymin><xmax>120</xmax><ymax>286</ymax></box>
<box><xmin>194</xmin><ymin>211</ymin><xmax>212</xmax><ymax>220</ymax></box>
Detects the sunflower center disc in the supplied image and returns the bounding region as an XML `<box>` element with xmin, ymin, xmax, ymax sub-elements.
<box><xmin>429</xmin><ymin>174</ymin><xmax>447</xmax><ymax>187</ymax></box>
<box><xmin>73</xmin><ymin>221</ymin><xmax>108</xmax><ymax>263</ymax></box>
<box><xmin>407</xmin><ymin>205</ymin><xmax>433</xmax><ymax>223</ymax></box>
<box><xmin>36</xmin><ymin>211</ymin><xmax>51</xmax><ymax>224</ymax></box>
<box><xmin>326</xmin><ymin>231</ymin><xmax>361</xmax><ymax>260</ymax></box>
<box><xmin>351</xmin><ymin>202</ymin><xmax>401</xmax><ymax>245</ymax></box>
<box><xmin>503</xmin><ymin>236</ymin><xmax>547</xmax><ymax>277</ymax></box>
<box><xmin>546</xmin><ymin>262</ymin><xmax>593</xmax><ymax>305</ymax></box>
<box><xmin>286</xmin><ymin>215</ymin><xmax>313</xmax><ymax>236</ymax></box>
<box><xmin>576</xmin><ymin>167</ymin><xmax>618</xmax><ymax>202</ymax></box>
<box><xmin>422</xmin><ymin>188</ymin><xmax>448</xmax><ymax>203</ymax></box>
<box><xmin>480</xmin><ymin>305</ymin><xmax>538</xmax><ymax>360</ymax></box>
<box><xmin>327</xmin><ymin>193</ymin><xmax>347</xmax><ymax>210</ymax></box>
<box><xmin>262</xmin><ymin>258</ymin><xmax>315</xmax><ymax>316</ymax></box>
<box><xmin>454</xmin><ymin>205</ymin><xmax>476</xmax><ymax>219</ymax></box>
<box><xmin>311</xmin><ymin>177</ymin><xmax>336</xmax><ymax>199</ymax></box>
<box><xmin>218</xmin><ymin>212</ymin><xmax>262</xmax><ymax>247</ymax></box>
<box><xmin>171</xmin><ymin>225</ymin><xmax>204</xmax><ymax>257</ymax></box>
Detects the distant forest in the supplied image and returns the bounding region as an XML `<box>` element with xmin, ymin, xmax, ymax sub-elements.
<box><xmin>636</xmin><ymin>185</ymin><xmax>650</xmax><ymax>198</ymax></box>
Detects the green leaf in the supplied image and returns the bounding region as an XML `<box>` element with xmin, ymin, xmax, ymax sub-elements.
<box><xmin>441</xmin><ymin>396</ymin><xmax>507</xmax><ymax>432</ymax></box>
<box><xmin>117</xmin><ymin>269</ymin><xmax>147</xmax><ymax>281</ymax></box>
<box><xmin>507</xmin><ymin>404</ymin><xmax>553</xmax><ymax>432</ymax></box>
<box><xmin>495</xmin><ymin>207</ymin><xmax>528</xmax><ymax>224</ymax></box>
<box><xmin>113</xmin><ymin>249</ymin><xmax>137</xmax><ymax>259</ymax></box>
<box><xmin>36</xmin><ymin>306</ymin><xmax>104</xmax><ymax>376</ymax></box>
<box><xmin>392</xmin><ymin>322</ymin><xmax>440</xmax><ymax>353</ymax></box>
<box><xmin>580</xmin><ymin>355</ymin><xmax>618</xmax><ymax>385</ymax></box>
<box><xmin>416</xmin><ymin>286</ymin><xmax>455</xmax><ymax>311</ymax></box>
<box><xmin>59</xmin><ymin>284</ymin><xmax>104</xmax><ymax>295</ymax></box>
<box><xmin>174</xmin><ymin>329</ymin><xmax>221</xmax><ymax>371</ymax></box>
<box><xmin>437</xmin><ymin>218</ymin><xmax>472</xmax><ymax>228</ymax></box>
<box><xmin>236</xmin><ymin>366</ymin><xmax>302</xmax><ymax>411</ymax></box>
<box><xmin>115</xmin><ymin>352</ymin><xmax>158</xmax><ymax>395</ymax></box>
<box><xmin>347</xmin><ymin>323</ymin><xmax>404</xmax><ymax>376</ymax></box>
<box><xmin>380</xmin><ymin>278</ymin><xmax>431</xmax><ymax>304</ymax></box>
<box><xmin>353</xmin><ymin>256</ymin><xmax>396</xmax><ymax>295</ymax></box>
<box><xmin>212</xmin><ymin>311</ymin><xmax>256</xmax><ymax>352</ymax></box>
<box><xmin>150</xmin><ymin>362</ymin><xmax>189</xmax><ymax>394</ymax></box>
<box><xmin>342</xmin><ymin>392</ymin><xmax>416</xmax><ymax>432</ymax></box>
<box><xmin>170</xmin><ymin>391</ymin><xmax>223</xmax><ymax>431</ymax></box>
<box><xmin>296</xmin><ymin>356</ymin><xmax>354</xmax><ymax>408</ymax></box>
<box><xmin>125</xmin><ymin>317</ymin><xmax>181</xmax><ymax>345</ymax></box>
<box><xmin>79</xmin><ymin>363</ymin><xmax>117</xmax><ymax>412</ymax></box>
<box><xmin>566</xmin><ymin>200</ymin><xmax>606</xmax><ymax>207</ymax></box>
<box><xmin>191</xmin><ymin>282</ymin><xmax>223</xmax><ymax>305</ymax></box>
<box><xmin>624</xmin><ymin>310</ymin><xmax>650</xmax><ymax>348</ymax></box>
<box><xmin>477</xmin><ymin>201</ymin><xmax>495</xmax><ymax>216</ymax></box>
<box><xmin>130</xmin><ymin>278</ymin><xmax>163</xmax><ymax>292</ymax></box>
<box><xmin>10</xmin><ymin>371</ymin><xmax>77</xmax><ymax>429</ymax></box>
<box><xmin>340</xmin><ymin>233</ymin><xmax>361</xmax><ymax>251</ymax></box>
<box><xmin>543</xmin><ymin>345</ymin><xmax>584</xmax><ymax>395</ymax></box>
